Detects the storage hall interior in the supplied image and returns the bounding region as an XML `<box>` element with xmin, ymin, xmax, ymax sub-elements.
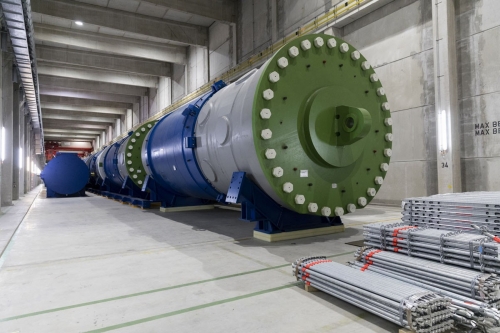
<box><xmin>0</xmin><ymin>0</ymin><xmax>499</xmax><ymax>332</ymax></box>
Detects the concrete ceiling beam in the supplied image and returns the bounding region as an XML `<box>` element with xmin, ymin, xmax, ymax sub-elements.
<box><xmin>145</xmin><ymin>0</ymin><xmax>236</xmax><ymax>24</ymax></box>
<box><xmin>44</xmin><ymin>128</ymin><xmax>102</xmax><ymax>135</ymax></box>
<box><xmin>38</xmin><ymin>75</ymin><xmax>147</xmax><ymax>97</ymax></box>
<box><xmin>34</xmin><ymin>24</ymin><xmax>187</xmax><ymax>64</ymax></box>
<box><xmin>36</xmin><ymin>45</ymin><xmax>171</xmax><ymax>77</ymax></box>
<box><xmin>41</xmin><ymin>103</ymin><xmax>127</xmax><ymax>115</ymax></box>
<box><xmin>31</xmin><ymin>0</ymin><xmax>208</xmax><ymax>47</ymax></box>
<box><xmin>45</xmin><ymin>134</ymin><xmax>97</xmax><ymax>140</ymax></box>
<box><xmin>38</xmin><ymin>63</ymin><xmax>159</xmax><ymax>88</ymax></box>
<box><xmin>40</xmin><ymin>95</ymin><xmax>132</xmax><ymax>109</ymax></box>
<box><xmin>39</xmin><ymin>86</ymin><xmax>140</xmax><ymax>104</ymax></box>
<box><xmin>42</xmin><ymin>121</ymin><xmax>109</xmax><ymax>130</ymax></box>
<box><xmin>42</xmin><ymin>113</ymin><xmax>117</xmax><ymax>123</ymax></box>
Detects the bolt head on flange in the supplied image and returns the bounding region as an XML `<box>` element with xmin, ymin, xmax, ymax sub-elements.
<box><xmin>367</xmin><ymin>188</ymin><xmax>377</xmax><ymax>197</ymax></box>
<box><xmin>374</xmin><ymin>176</ymin><xmax>384</xmax><ymax>185</ymax></box>
<box><xmin>308</xmin><ymin>203</ymin><xmax>318</xmax><ymax>213</ymax></box>
<box><xmin>321</xmin><ymin>207</ymin><xmax>332</xmax><ymax>216</ymax></box>
<box><xmin>288</xmin><ymin>46</ymin><xmax>299</xmax><ymax>58</ymax></box>
<box><xmin>351</xmin><ymin>51</ymin><xmax>360</xmax><ymax>60</ymax></box>
<box><xmin>300</xmin><ymin>40</ymin><xmax>311</xmax><ymax>50</ymax></box>
<box><xmin>340</xmin><ymin>43</ymin><xmax>349</xmax><ymax>53</ymax></box>
<box><xmin>381</xmin><ymin>102</ymin><xmax>390</xmax><ymax>111</ymax></box>
<box><xmin>347</xmin><ymin>203</ymin><xmax>356</xmax><ymax>213</ymax></box>
<box><xmin>283</xmin><ymin>182</ymin><xmax>294</xmax><ymax>193</ymax></box>
<box><xmin>261</xmin><ymin>129</ymin><xmax>272</xmax><ymax>140</ymax></box>
<box><xmin>265</xmin><ymin>148</ymin><xmax>277</xmax><ymax>159</ymax></box>
<box><xmin>295</xmin><ymin>194</ymin><xmax>305</xmax><ymax>204</ymax></box>
<box><xmin>385</xmin><ymin>133</ymin><xmax>393</xmax><ymax>142</ymax></box>
<box><xmin>358</xmin><ymin>197</ymin><xmax>367</xmax><ymax>207</ymax></box>
<box><xmin>269</xmin><ymin>71</ymin><xmax>280</xmax><ymax>83</ymax></box>
<box><xmin>327</xmin><ymin>38</ymin><xmax>337</xmax><ymax>48</ymax></box>
<box><xmin>314</xmin><ymin>37</ymin><xmax>324</xmax><ymax>48</ymax></box>
<box><xmin>370</xmin><ymin>74</ymin><xmax>379</xmax><ymax>82</ymax></box>
<box><xmin>277</xmin><ymin>57</ymin><xmax>289</xmax><ymax>68</ymax></box>
<box><xmin>361</xmin><ymin>61</ymin><xmax>371</xmax><ymax>70</ymax></box>
<box><xmin>384</xmin><ymin>118</ymin><xmax>393</xmax><ymax>126</ymax></box>
<box><xmin>377</xmin><ymin>87</ymin><xmax>385</xmax><ymax>96</ymax></box>
<box><xmin>263</xmin><ymin>89</ymin><xmax>274</xmax><ymax>100</ymax></box>
<box><xmin>260</xmin><ymin>108</ymin><xmax>272</xmax><ymax>119</ymax></box>
<box><xmin>384</xmin><ymin>148</ymin><xmax>392</xmax><ymax>157</ymax></box>
<box><xmin>272</xmin><ymin>167</ymin><xmax>284</xmax><ymax>177</ymax></box>
<box><xmin>334</xmin><ymin>207</ymin><xmax>344</xmax><ymax>216</ymax></box>
<box><xmin>380</xmin><ymin>163</ymin><xmax>389</xmax><ymax>172</ymax></box>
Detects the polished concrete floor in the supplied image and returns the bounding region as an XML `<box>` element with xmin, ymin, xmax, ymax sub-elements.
<box><xmin>0</xmin><ymin>186</ymin><xmax>403</xmax><ymax>332</ymax></box>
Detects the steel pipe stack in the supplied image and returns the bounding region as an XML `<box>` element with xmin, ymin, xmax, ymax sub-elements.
<box><xmin>292</xmin><ymin>257</ymin><xmax>454</xmax><ymax>332</ymax></box>
<box><xmin>402</xmin><ymin>192</ymin><xmax>500</xmax><ymax>233</ymax></box>
<box><xmin>350</xmin><ymin>248</ymin><xmax>500</xmax><ymax>330</ymax></box>
<box><xmin>363</xmin><ymin>222</ymin><xmax>500</xmax><ymax>274</ymax></box>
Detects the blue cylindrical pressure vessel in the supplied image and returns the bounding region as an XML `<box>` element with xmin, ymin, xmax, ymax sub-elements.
<box><xmin>41</xmin><ymin>153</ymin><xmax>89</xmax><ymax>197</ymax></box>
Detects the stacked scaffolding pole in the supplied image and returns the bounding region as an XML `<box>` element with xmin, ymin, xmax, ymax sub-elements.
<box><xmin>292</xmin><ymin>257</ymin><xmax>454</xmax><ymax>333</ymax></box>
<box><xmin>350</xmin><ymin>248</ymin><xmax>500</xmax><ymax>330</ymax></box>
<box><xmin>363</xmin><ymin>222</ymin><xmax>500</xmax><ymax>274</ymax></box>
<box><xmin>402</xmin><ymin>192</ymin><xmax>500</xmax><ymax>233</ymax></box>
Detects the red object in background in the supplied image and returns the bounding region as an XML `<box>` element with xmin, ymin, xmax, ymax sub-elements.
<box><xmin>44</xmin><ymin>141</ymin><xmax>93</xmax><ymax>162</ymax></box>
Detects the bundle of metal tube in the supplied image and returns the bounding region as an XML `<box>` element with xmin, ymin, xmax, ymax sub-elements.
<box><xmin>350</xmin><ymin>248</ymin><xmax>500</xmax><ymax>329</ymax></box>
<box><xmin>402</xmin><ymin>192</ymin><xmax>500</xmax><ymax>233</ymax></box>
<box><xmin>292</xmin><ymin>256</ymin><xmax>454</xmax><ymax>332</ymax></box>
<box><xmin>363</xmin><ymin>222</ymin><xmax>500</xmax><ymax>273</ymax></box>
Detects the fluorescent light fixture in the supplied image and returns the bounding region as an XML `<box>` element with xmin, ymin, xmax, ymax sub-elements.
<box><xmin>438</xmin><ymin>110</ymin><xmax>449</xmax><ymax>152</ymax></box>
<box><xmin>1</xmin><ymin>126</ymin><xmax>5</xmax><ymax>161</ymax></box>
<box><xmin>75</xmin><ymin>21</ymin><xmax>83</xmax><ymax>26</ymax></box>
<box><xmin>19</xmin><ymin>147</ymin><xmax>23</xmax><ymax>169</ymax></box>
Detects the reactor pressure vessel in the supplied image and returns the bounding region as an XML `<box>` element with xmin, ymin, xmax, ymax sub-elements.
<box><xmin>137</xmin><ymin>34</ymin><xmax>392</xmax><ymax>217</ymax></box>
<box><xmin>41</xmin><ymin>153</ymin><xmax>89</xmax><ymax>198</ymax></box>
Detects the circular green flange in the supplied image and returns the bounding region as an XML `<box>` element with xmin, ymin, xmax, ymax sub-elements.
<box><xmin>253</xmin><ymin>34</ymin><xmax>392</xmax><ymax>217</ymax></box>
<box><xmin>124</xmin><ymin>120</ymin><xmax>157</xmax><ymax>188</ymax></box>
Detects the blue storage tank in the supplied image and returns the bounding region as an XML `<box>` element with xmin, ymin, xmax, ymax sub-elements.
<box><xmin>41</xmin><ymin>153</ymin><xmax>89</xmax><ymax>198</ymax></box>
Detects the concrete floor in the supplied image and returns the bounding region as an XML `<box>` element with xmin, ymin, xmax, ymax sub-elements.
<box><xmin>0</xmin><ymin>186</ymin><xmax>403</xmax><ymax>333</ymax></box>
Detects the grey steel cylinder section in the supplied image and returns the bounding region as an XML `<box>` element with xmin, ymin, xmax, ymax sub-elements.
<box><xmin>194</xmin><ymin>63</ymin><xmax>285</xmax><ymax>206</ymax></box>
<box><xmin>116</xmin><ymin>136</ymin><xmax>131</xmax><ymax>181</ymax></box>
<box><xmin>96</xmin><ymin>145</ymin><xmax>111</xmax><ymax>181</ymax></box>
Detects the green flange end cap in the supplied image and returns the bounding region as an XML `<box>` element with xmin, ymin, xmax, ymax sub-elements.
<box><xmin>124</xmin><ymin>120</ymin><xmax>157</xmax><ymax>189</ymax></box>
<box><xmin>252</xmin><ymin>34</ymin><xmax>393</xmax><ymax>217</ymax></box>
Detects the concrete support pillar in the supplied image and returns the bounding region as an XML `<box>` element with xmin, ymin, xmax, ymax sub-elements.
<box><xmin>18</xmin><ymin>103</ymin><xmax>25</xmax><ymax>196</ymax></box>
<box><xmin>115</xmin><ymin>118</ymin><xmax>121</xmax><ymax>136</ymax></box>
<box><xmin>24</xmin><ymin>119</ymin><xmax>30</xmax><ymax>194</ymax></box>
<box><xmin>172</xmin><ymin>64</ymin><xmax>186</xmax><ymax>103</ymax></box>
<box><xmin>107</xmin><ymin>125</ymin><xmax>113</xmax><ymax>142</ymax></box>
<box><xmin>12</xmin><ymin>83</ymin><xmax>20</xmax><ymax>200</ymax></box>
<box><xmin>132</xmin><ymin>103</ymin><xmax>140</xmax><ymax>126</ymax></box>
<box><xmin>101</xmin><ymin>130</ymin><xmax>106</xmax><ymax>146</ymax></box>
<box><xmin>432</xmin><ymin>0</ymin><xmax>461</xmax><ymax>193</ymax></box>
<box><xmin>126</xmin><ymin>109</ymin><xmax>132</xmax><ymax>130</ymax></box>
<box><xmin>96</xmin><ymin>135</ymin><xmax>100</xmax><ymax>148</ymax></box>
<box><xmin>1</xmin><ymin>53</ymin><xmax>14</xmax><ymax>206</ymax></box>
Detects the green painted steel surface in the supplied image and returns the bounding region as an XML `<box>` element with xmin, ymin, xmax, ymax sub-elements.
<box><xmin>124</xmin><ymin>120</ymin><xmax>157</xmax><ymax>188</ymax></box>
<box><xmin>252</xmin><ymin>34</ymin><xmax>392</xmax><ymax>216</ymax></box>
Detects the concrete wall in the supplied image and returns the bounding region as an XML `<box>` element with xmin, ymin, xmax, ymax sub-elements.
<box><xmin>457</xmin><ymin>0</ymin><xmax>500</xmax><ymax>191</ymax></box>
